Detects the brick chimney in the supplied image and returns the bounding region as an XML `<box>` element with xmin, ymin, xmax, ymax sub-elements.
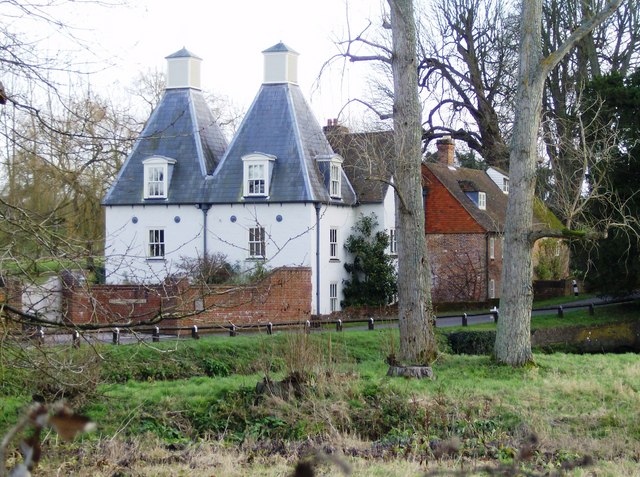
<box><xmin>323</xmin><ymin>118</ymin><xmax>349</xmax><ymax>136</ymax></box>
<box><xmin>436</xmin><ymin>136</ymin><xmax>455</xmax><ymax>166</ymax></box>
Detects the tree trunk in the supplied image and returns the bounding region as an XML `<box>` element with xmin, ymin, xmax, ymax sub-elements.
<box><xmin>495</xmin><ymin>0</ymin><xmax>623</xmax><ymax>366</ymax></box>
<box><xmin>388</xmin><ymin>0</ymin><xmax>437</xmax><ymax>365</ymax></box>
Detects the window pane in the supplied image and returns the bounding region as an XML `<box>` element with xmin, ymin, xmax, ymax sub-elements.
<box><xmin>329</xmin><ymin>228</ymin><xmax>337</xmax><ymax>258</ymax></box>
<box><xmin>249</xmin><ymin>226</ymin><xmax>265</xmax><ymax>257</ymax></box>
<box><xmin>148</xmin><ymin>229</ymin><xmax>165</xmax><ymax>258</ymax></box>
<box><xmin>147</xmin><ymin>166</ymin><xmax>166</xmax><ymax>198</ymax></box>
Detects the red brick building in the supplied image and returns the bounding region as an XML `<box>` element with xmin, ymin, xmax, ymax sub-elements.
<box><xmin>423</xmin><ymin>147</ymin><xmax>505</xmax><ymax>303</ymax></box>
<box><xmin>423</xmin><ymin>137</ymin><xmax>566</xmax><ymax>305</ymax></box>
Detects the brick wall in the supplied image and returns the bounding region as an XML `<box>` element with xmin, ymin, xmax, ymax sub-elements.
<box><xmin>62</xmin><ymin>267</ymin><xmax>311</xmax><ymax>328</ymax></box>
<box><xmin>427</xmin><ymin>233</ymin><xmax>502</xmax><ymax>304</ymax></box>
<box><xmin>0</xmin><ymin>279</ymin><xmax>24</xmax><ymax>331</ymax></box>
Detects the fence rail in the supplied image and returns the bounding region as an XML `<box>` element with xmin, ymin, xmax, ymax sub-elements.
<box><xmin>15</xmin><ymin>297</ymin><xmax>637</xmax><ymax>346</ymax></box>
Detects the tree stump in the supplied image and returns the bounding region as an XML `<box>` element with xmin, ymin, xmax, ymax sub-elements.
<box><xmin>386</xmin><ymin>365</ymin><xmax>434</xmax><ymax>379</ymax></box>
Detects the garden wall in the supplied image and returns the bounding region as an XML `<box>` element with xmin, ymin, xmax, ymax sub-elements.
<box><xmin>62</xmin><ymin>267</ymin><xmax>311</xmax><ymax>328</ymax></box>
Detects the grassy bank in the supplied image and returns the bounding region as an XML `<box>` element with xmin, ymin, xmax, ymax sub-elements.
<box><xmin>1</xmin><ymin>304</ymin><xmax>639</xmax><ymax>475</ymax></box>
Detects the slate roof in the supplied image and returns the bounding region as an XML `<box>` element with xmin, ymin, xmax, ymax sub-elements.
<box><xmin>206</xmin><ymin>83</ymin><xmax>357</xmax><ymax>204</ymax></box>
<box><xmin>165</xmin><ymin>47</ymin><xmax>202</xmax><ymax>60</ymax></box>
<box><xmin>262</xmin><ymin>42</ymin><xmax>298</xmax><ymax>54</ymax></box>
<box><xmin>424</xmin><ymin>162</ymin><xmax>557</xmax><ymax>232</ymax></box>
<box><xmin>102</xmin><ymin>87</ymin><xmax>227</xmax><ymax>205</ymax></box>
<box><xmin>326</xmin><ymin>129</ymin><xmax>394</xmax><ymax>204</ymax></box>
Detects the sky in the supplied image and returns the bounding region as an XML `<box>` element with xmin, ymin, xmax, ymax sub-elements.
<box><xmin>34</xmin><ymin>0</ymin><xmax>388</xmax><ymax>126</ymax></box>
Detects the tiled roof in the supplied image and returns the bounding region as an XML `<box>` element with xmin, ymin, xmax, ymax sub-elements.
<box><xmin>102</xmin><ymin>88</ymin><xmax>227</xmax><ymax>205</ymax></box>
<box><xmin>425</xmin><ymin>163</ymin><xmax>507</xmax><ymax>232</ymax></box>
<box><xmin>206</xmin><ymin>83</ymin><xmax>356</xmax><ymax>204</ymax></box>
<box><xmin>424</xmin><ymin>162</ymin><xmax>557</xmax><ymax>232</ymax></box>
<box><xmin>326</xmin><ymin>129</ymin><xmax>394</xmax><ymax>203</ymax></box>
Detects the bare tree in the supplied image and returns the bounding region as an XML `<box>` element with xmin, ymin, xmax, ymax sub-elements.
<box><xmin>388</xmin><ymin>0</ymin><xmax>438</xmax><ymax>367</ymax></box>
<box><xmin>418</xmin><ymin>0</ymin><xmax>518</xmax><ymax>168</ymax></box>
<box><xmin>495</xmin><ymin>0</ymin><xmax>624</xmax><ymax>366</ymax></box>
<box><xmin>540</xmin><ymin>0</ymin><xmax>640</xmax><ymax>221</ymax></box>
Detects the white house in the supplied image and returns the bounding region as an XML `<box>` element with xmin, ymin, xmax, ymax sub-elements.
<box><xmin>102</xmin><ymin>43</ymin><xmax>396</xmax><ymax>315</ymax></box>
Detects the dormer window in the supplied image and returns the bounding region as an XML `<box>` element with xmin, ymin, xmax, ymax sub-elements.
<box><xmin>502</xmin><ymin>178</ymin><xmax>509</xmax><ymax>194</ymax></box>
<box><xmin>316</xmin><ymin>154</ymin><xmax>343</xmax><ymax>200</ymax></box>
<box><xmin>478</xmin><ymin>191</ymin><xmax>487</xmax><ymax>210</ymax></box>
<box><xmin>143</xmin><ymin>156</ymin><xmax>176</xmax><ymax>199</ymax></box>
<box><xmin>242</xmin><ymin>153</ymin><xmax>276</xmax><ymax>197</ymax></box>
<box><xmin>248</xmin><ymin>164</ymin><xmax>265</xmax><ymax>194</ymax></box>
<box><xmin>330</xmin><ymin>163</ymin><xmax>341</xmax><ymax>198</ymax></box>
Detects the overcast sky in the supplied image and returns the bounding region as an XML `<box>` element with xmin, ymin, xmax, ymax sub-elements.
<box><xmin>34</xmin><ymin>0</ymin><xmax>387</xmax><ymax>125</ymax></box>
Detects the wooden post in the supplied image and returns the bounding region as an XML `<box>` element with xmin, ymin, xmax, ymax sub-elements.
<box><xmin>589</xmin><ymin>303</ymin><xmax>595</xmax><ymax>316</ymax></box>
<box><xmin>462</xmin><ymin>313</ymin><xmax>468</xmax><ymax>327</ymax></box>
<box><xmin>112</xmin><ymin>328</ymin><xmax>120</xmax><ymax>345</ymax></box>
<box><xmin>191</xmin><ymin>325</ymin><xmax>200</xmax><ymax>340</ymax></box>
<box><xmin>557</xmin><ymin>305</ymin><xmax>564</xmax><ymax>318</ymax></box>
<box><xmin>229</xmin><ymin>324</ymin><xmax>237</xmax><ymax>337</ymax></box>
<box><xmin>336</xmin><ymin>319</ymin><xmax>343</xmax><ymax>332</ymax></box>
<box><xmin>368</xmin><ymin>317</ymin><xmax>374</xmax><ymax>330</ymax></box>
<box><xmin>36</xmin><ymin>326</ymin><xmax>44</xmax><ymax>346</ymax></box>
<box><xmin>72</xmin><ymin>330</ymin><xmax>80</xmax><ymax>348</ymax></box>
<box><xmin>153</xmin><ymin>326</ymin><xmax>160</xmax><ymax>342</ymax></box>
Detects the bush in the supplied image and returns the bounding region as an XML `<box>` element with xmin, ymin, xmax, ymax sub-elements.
<box><xmin>342</xmin><ymin>214</ymin><xmax>397</xmax><ymax>307</ymax></box>
<box><xmin>447</xmin><ymin>331</ymin><xmax>496</xmax><ymax>355</ymax></box>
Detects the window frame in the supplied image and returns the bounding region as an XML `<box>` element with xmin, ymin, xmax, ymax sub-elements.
<box><xmin>489</xmin><ymin>236</ymin><xmax>495</xmax><ymax>260</ymax></box>
<box><xmin>247</xmin><ymin>163</ymin><xmax>266</xmax><ymax>195</ymax></box>
<box><xmin>502</xmin><ymin>178</ymin><xmax>509</xmax><ymax>194</ymax></box>
<box><xmin>143</xmin><ymin>157</ymin><xmax>176</xmax><ymax>200</ymax></box>
<box><xmin>389</xmin><ymin>228</ymin><xmax>397</xmax><ymax>255</ymax></box>
<box><xmin>329</xmin><ymin>282</ymin><xmax>338</xmax><ymax>312</ymax></box>
<box><xmin>329</xmin><ymin>227</ymin><xmax>338</xmax><ymax>260</ymax></box>
<box><xmin>478</xmin><ymin>191</ymin><xmax>487</xmax><ymax>210</ymax></box>
<box><xmin>489</xmin><ymin>278</ymin><xmax>496</xmax><ymax>299</ymax></box>
<box><xmin>248</xmin><ymin>226</ymin><xmax>266</xmax><ymax>259</ymax></box>
<box><xmin>330</xmin><ymin>163</ymin><xmax>341</xmax><ymax>198</ymax></box>
<box><xmin>148</xmin><ymin>228</ymin><xmax>166</xmax><ymax>259</ymax></box>
<box><xmin>242</xmin><ymin>153</ymin><xmax>276</xmax><ymax>198</ymax></box>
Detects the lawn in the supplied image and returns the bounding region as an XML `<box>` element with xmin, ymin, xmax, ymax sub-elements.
<box><xmin>1</xmin><ymin>303</ymin><xmax>639</xmax><ymax>476</ymax></box>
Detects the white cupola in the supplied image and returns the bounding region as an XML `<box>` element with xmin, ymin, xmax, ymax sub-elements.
<box><xmin>262</xmin><ymin>42</ymin><xmax>299</xmax><ymax>84</ymax></box>
<box><xmin>165</xmin><ymin>47</ymin><xmax>202</xmax><ymax>90</ymax></box>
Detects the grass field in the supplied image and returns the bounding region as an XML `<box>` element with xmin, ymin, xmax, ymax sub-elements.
<box><xmin>1</xmin><ymin>303</ymin><xmax>639</xmax><ymax>476</ymax></box>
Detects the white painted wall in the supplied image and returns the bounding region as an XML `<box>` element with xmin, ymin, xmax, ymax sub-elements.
<box><xmin>104</xmin><ymin>204</ymin><xmax>204</xmax><ymax>284</ymax></box>
<box><xmin>104</xmin><ymin>196</ymin><xmax>394</xmax><ymax>315</ymax></box>
<box><xmin>486</xmin><ymin>167</ymin><xmax>509</xmax><ymax>194</ymax></box>
<box><xmin>22</xmin><ymin>275</ymin><xmax>63</xmax><ymax>323</ymax></box>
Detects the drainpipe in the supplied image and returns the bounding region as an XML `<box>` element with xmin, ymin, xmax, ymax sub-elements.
<box><xmin>315</xmin><ymin>202</ymin><xmax>321</xmax><ymax>316</ymax></box>
<box><xmin>197</xmin><ymin>204</ymin><xmax>211</xmax><ymax>256</ymax></box>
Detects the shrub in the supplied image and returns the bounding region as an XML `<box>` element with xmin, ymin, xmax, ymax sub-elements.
<box><xmin>447</xmin><ymin>331</ymin><xmax>496</xmax><ymax>355</ymax></box>
<box><xmin>342</xmin><ymin>213</ymin><xmax>397</xmax><ymax>307</ymax></box>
